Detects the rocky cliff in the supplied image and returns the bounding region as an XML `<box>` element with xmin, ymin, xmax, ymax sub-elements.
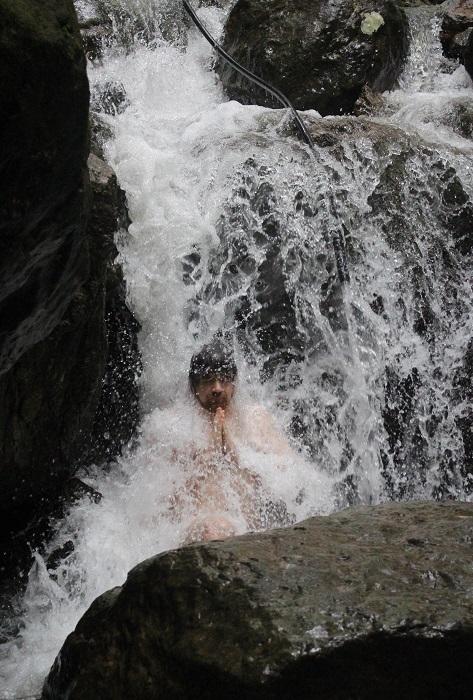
<box><xmin>0</xmin><ymin>1</ymin><xmax>139</xmax><ymax>549</ymax></box>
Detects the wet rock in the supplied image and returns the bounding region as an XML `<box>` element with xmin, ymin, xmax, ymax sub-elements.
<box><xmin>90</xmin><ymin>112</ymin><xmax>114</xmax><ymax>160</ymax></box>
<box><xmin>0</xmin><ymin>0</ymin><xmax>90</xmax><ymax>376</ymax></box>
<box><xmin>465</xmin><ymin>27</ymin><xmax>473</xmax><ymax>77</ymax></box>
<box><xmin>80</xmin><ymin>17</ymin><xmax>113</xmax><ymax>63</ymax></box>
<box><xmin>0</xmin><ymin>0</ymin><xmax>89</xmax><ymax>527</ymax></box>
<box><xmin>198</xmin><ymin>0</ymin><xmax>237</xmax><ymax>9</ymax></box>
<box><xmin>216</xmin><ymin>0</ymin><xmax>409</xmax><ymax>116</ymax></box>
<box><xmin>43</xmin><ymin>501</ymin><xmax>473</xmax><ymax>700</ymax></box>
<box><xmin>0</xmin><ymin>146</ymin><xmax>139</xmax><ymax>546</ymax></box>
<box><xmin>353</xmin><ymin>85</ymin><xmax>387</xmax><ymax>115</ymax></box>
<box><xmin>91</xmin><ymin>79</ymin><xmax>130</xmax><ymax>116</ymax></box>
<box><xmin>441</xmin><ymin>0</ymin><xmax>473</xmax><ymax>69</ymax></box>
<box><xmin>398</xmin><ymin>0</ymin><xmax>445</xmax><ymax>5</ymax></box>
<box><xmin>453</xmin><ymin>337</ymin><xmax>473</xmax><ymax>492</ymax></box>
<box><xmin>0</xmin><ymin>150</ymin><xmax>140</xmax><ymax>607</ymax></box>
<box><xmin>75</xmin><ymin>154</ymin><xmax>140</xmax><ymax>470</ymax></box>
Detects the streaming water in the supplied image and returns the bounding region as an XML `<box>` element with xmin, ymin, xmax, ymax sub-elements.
<box><xmin>1</xmin><ymin>1</ymin><xmax>473</xmax><ymax>696</ymax></box>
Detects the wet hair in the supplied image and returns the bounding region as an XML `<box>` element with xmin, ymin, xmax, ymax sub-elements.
<box><xmin>189</xmin><ymin>338</ymin><xmax>237</xmax><ymax>391</ymax></box>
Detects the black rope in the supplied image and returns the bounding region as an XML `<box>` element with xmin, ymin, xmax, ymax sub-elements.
<box><xmin>182</xmin><ymin>0</ymin><xmax>350</xmax><ymax>284</ymax></box>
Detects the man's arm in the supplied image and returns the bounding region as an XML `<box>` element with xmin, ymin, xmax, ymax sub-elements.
<box><xmin>251</xmin><ymin>406</ymin><xmax>294</xmax><ymax>458</ymax></box>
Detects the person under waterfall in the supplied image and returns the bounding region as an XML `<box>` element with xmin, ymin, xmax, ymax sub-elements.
<box><xmin>169</xmin><ymin>337</ymin><xmax>294</xmax><ymax>544</ymax></box>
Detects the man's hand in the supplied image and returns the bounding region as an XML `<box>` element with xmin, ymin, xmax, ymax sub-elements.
<box><xmin>211</xmin><ymin>407</ymin><xmax>238</xmax><ymax>461</ymax></box>
<box><xmin>212</xmin><ymin>407</ymin><xmax>226</xmax><ymax>452</ymax></box>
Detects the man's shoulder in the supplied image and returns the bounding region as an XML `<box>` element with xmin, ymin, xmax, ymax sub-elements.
<box><xmin>244</xmin><ymin>403</ymin><xmax>274</xmax><ymax>425</ymax></box>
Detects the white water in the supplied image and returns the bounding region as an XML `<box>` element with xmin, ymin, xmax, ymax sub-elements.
<box><xmin>1</xmin><ymin>1</ymin><xmax>473</xmax><ymax>697</ymax></box>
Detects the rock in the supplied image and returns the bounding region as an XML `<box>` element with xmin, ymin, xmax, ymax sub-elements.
<box><xmin>441</xmin><ymin>0</ymin><xmax>473</xmax><ymax>69</ymax></box>
<box><xmin>465</xmin><ymin>27</ymin><xmax>473</xmax><ymax>77</ymax></box>
<box><xmin>90</xmin><ymin>112</ymin><xmax>114</xmax><ymax>159</ymax></box>
<box><xmin>216</xmin><ymin>0</ymin><xmax>409</xmax><ymax>116</ymax></box>
<box><xmin>454</xmin><ymin>337</ymin><xmax>473</xmax><ymax>492</ymax></box>
<box><xmin>80</xmin><ymin>17</ymin><xmax>113</xmax><ymax>63</ymax></box>
<box><xmin>91</xmin><ymin>79</ymin><xmax>130</xmax><ymax>116</ymax></box>
<box><xmin>198</xmin><ymin>0</ymin><xmax>237</xmax><ymax>9</ymax></box>
<box><xmin>0</xmin><ymin>149</ymin><xmax>140</xmax><ymax>609</ymax></box>
<box><xmin>42</xmin><ymin>501</ymin><xmax>473</xmax><ymax>699</ymax></box>
<box><xmin>353</xmin><ymin>85</ymin><xmax>386</xmax><ymax>115</ymax></box>
<box><xmin>399</xmin><ymin>0</ymin><xmax>445</xmax><ymax>5</ymax></box>
<box><xmin>0</xmin><ymin>0</ymin><xmax>89</xmax><ymax>375</ymax></box>
<box><xmin>0</xmin><ymin>150</ymin><xmax>138</xmax><ymax>523</ymax></box>
<box><xmin>442</xmin><ymin>0</ymin><xmax>473</xmax><ymax>32</ymax></box>
<box><xmin>0</xmin><ymin>0</ymin><xmax>89</xmax><ymax>526</ymax></box>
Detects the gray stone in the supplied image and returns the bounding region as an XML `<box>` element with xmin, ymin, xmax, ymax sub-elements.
<box><xmin>216</xmin><ymin>0</ymin><xmax>409</xmax><ymax>116</ymax></box>
<box><xmin>441</xmin><ymin>0</ymin><xmax>473</xmax><ymax>69</ymax></box>
<box><xmin>43</xmin><ymin>501</ymin><xmax>473</xmax><ymax>699</ymax></box>
<box><xmin>465</xmin><ymin>26</ymin><xmax>473</xmax><ymax>76</ymax></box>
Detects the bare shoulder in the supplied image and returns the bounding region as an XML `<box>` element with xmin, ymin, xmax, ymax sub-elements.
<box><xmin>247</xmin><ymin>403</ymin><xmax>273</xmax><ymax>420</ymax></box>
<box><xmin>245</xmin><ymin>402</ymin><xmax>294</xmax><ymax>458</ymax></box>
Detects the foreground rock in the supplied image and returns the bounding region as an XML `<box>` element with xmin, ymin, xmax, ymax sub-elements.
<box><xmin>43</xmin><ymin>501</ymin><xmax>473</xmax><ymax>699</ymax></box>
<box><xmin>217</xmin><ymin>0</ymin><xmax>409</xmax><ymax>115</ymax></box>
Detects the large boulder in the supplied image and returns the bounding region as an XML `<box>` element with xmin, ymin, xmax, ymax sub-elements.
<box><xmin>216</xmin><ymin>0</ymin><xmax>409</xmax><ymax>115</ymax></box>
<box><xmin>0</xmin><ymin>0</ymin><xmax>140</xmax><ymax>541</ymax></box>
<box><xmin>0</xmin><ymin>0</ymin><xmax>89</xmax><ymax>374</ymax></box>
<box><xmin>43</xmin><ymin>501</ymin><xmax>473</xmax><ymax>699</ymax></box>
<box><xmin>0</xmin><ymin>151</ymin><xmax>140</xmax><ymax>554</ymax></box>
<box><xmin>0</xmin><ymin>0</ymin><xmax>89</xmax><ymax>532</ymax></box>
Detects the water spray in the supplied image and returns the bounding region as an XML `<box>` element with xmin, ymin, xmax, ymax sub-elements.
<box><xmin>182</xmin><ymin>0</ymin><xmax>350</xmax><ymax>285</ymax></box>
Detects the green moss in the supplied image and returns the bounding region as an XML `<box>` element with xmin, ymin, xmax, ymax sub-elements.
<box><xmin>361</xmin><ymin>11</ymin><xmax>385</xmax><ymax>35</ymax></box>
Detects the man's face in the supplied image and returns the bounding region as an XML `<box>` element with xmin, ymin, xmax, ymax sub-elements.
<box><xmin>194</xmin><ymin>375</ymin><xmax>235</xmax><ymax>413</ymax></box>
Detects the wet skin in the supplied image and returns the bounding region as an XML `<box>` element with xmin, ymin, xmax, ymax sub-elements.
<box><xmin>171</xmin><ymin>376</ymin><xmax>261</xmax><ymax>543</ymax></box>
<box><xmin>194</xmin><ymin>376</ymin><xmax>237</xmax><ymax>455</ymax></box>
<box><xmin>171</xmin><ymin>376</ymin><xmax>292</xmax><ymax>543</ymax></box>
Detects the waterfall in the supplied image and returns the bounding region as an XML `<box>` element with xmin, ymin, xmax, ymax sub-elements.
<box><xmin>1</xmin><ymin>1</ymin><xmax>472</xmax><ymax>696</ymax></box>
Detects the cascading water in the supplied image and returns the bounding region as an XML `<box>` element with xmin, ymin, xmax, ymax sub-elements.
<box><xmin>1</xmin><ymin>1</ymin><xmax>473</xmax><ymax>696</ymax></box>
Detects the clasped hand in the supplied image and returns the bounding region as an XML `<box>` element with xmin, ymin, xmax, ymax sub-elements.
<box><xmin>211</xmin><ymin>407</ymin><xmax>237</xmax><ymax>461</ymax></box>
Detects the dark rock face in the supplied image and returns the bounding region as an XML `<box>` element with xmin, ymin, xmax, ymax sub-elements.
<box><xmin>0</xmin><ymin>0</ymin><xmax>140</xmax><ymax>543</ymax></box>
<box><xmin>84</xmin><ymin>155</ymin><xmax>141</xmax><ymax>468</ymax></box>
<box><xmin>0</xmin><ymin>151</ymin><xmax>140</xmax><ymax>543</ymax></box>
<box><xmin>454</xmin><ymin>336</ymin><xmax>473</xmax><ymax>490</ymax></box>
<box><xmin>398</xmin><ymin>0</ymin><xmax>445</xmax><ymax>5</ymax></box>
<box><xmin>0</xmin><ymin>0</ymin><xmax>90</xmax><ymax>374</ymax></box>
<box><xmin>465</xmin><ymin>27</ymin><xmax>473</xmax><ymax>78</ymax></box>
<box><xmin>216</xmin><ymin>0</ymin><xmax>409</xmax><ymax>115</ymax></box>
<box><xmin>0</xmin><ymin>0</ymin><xmax>89</xmax><ymax>529</ymax></box>
<box><xmin>43</xmin><ymin>501</ymin><xmax>473</xmax><ymax>700</ymax></box>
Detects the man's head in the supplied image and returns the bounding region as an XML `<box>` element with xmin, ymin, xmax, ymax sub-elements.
<box><xmin>189</xmin><ymin>339</ymin><xmax>237</xmax><ymax>413</ymax></box>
